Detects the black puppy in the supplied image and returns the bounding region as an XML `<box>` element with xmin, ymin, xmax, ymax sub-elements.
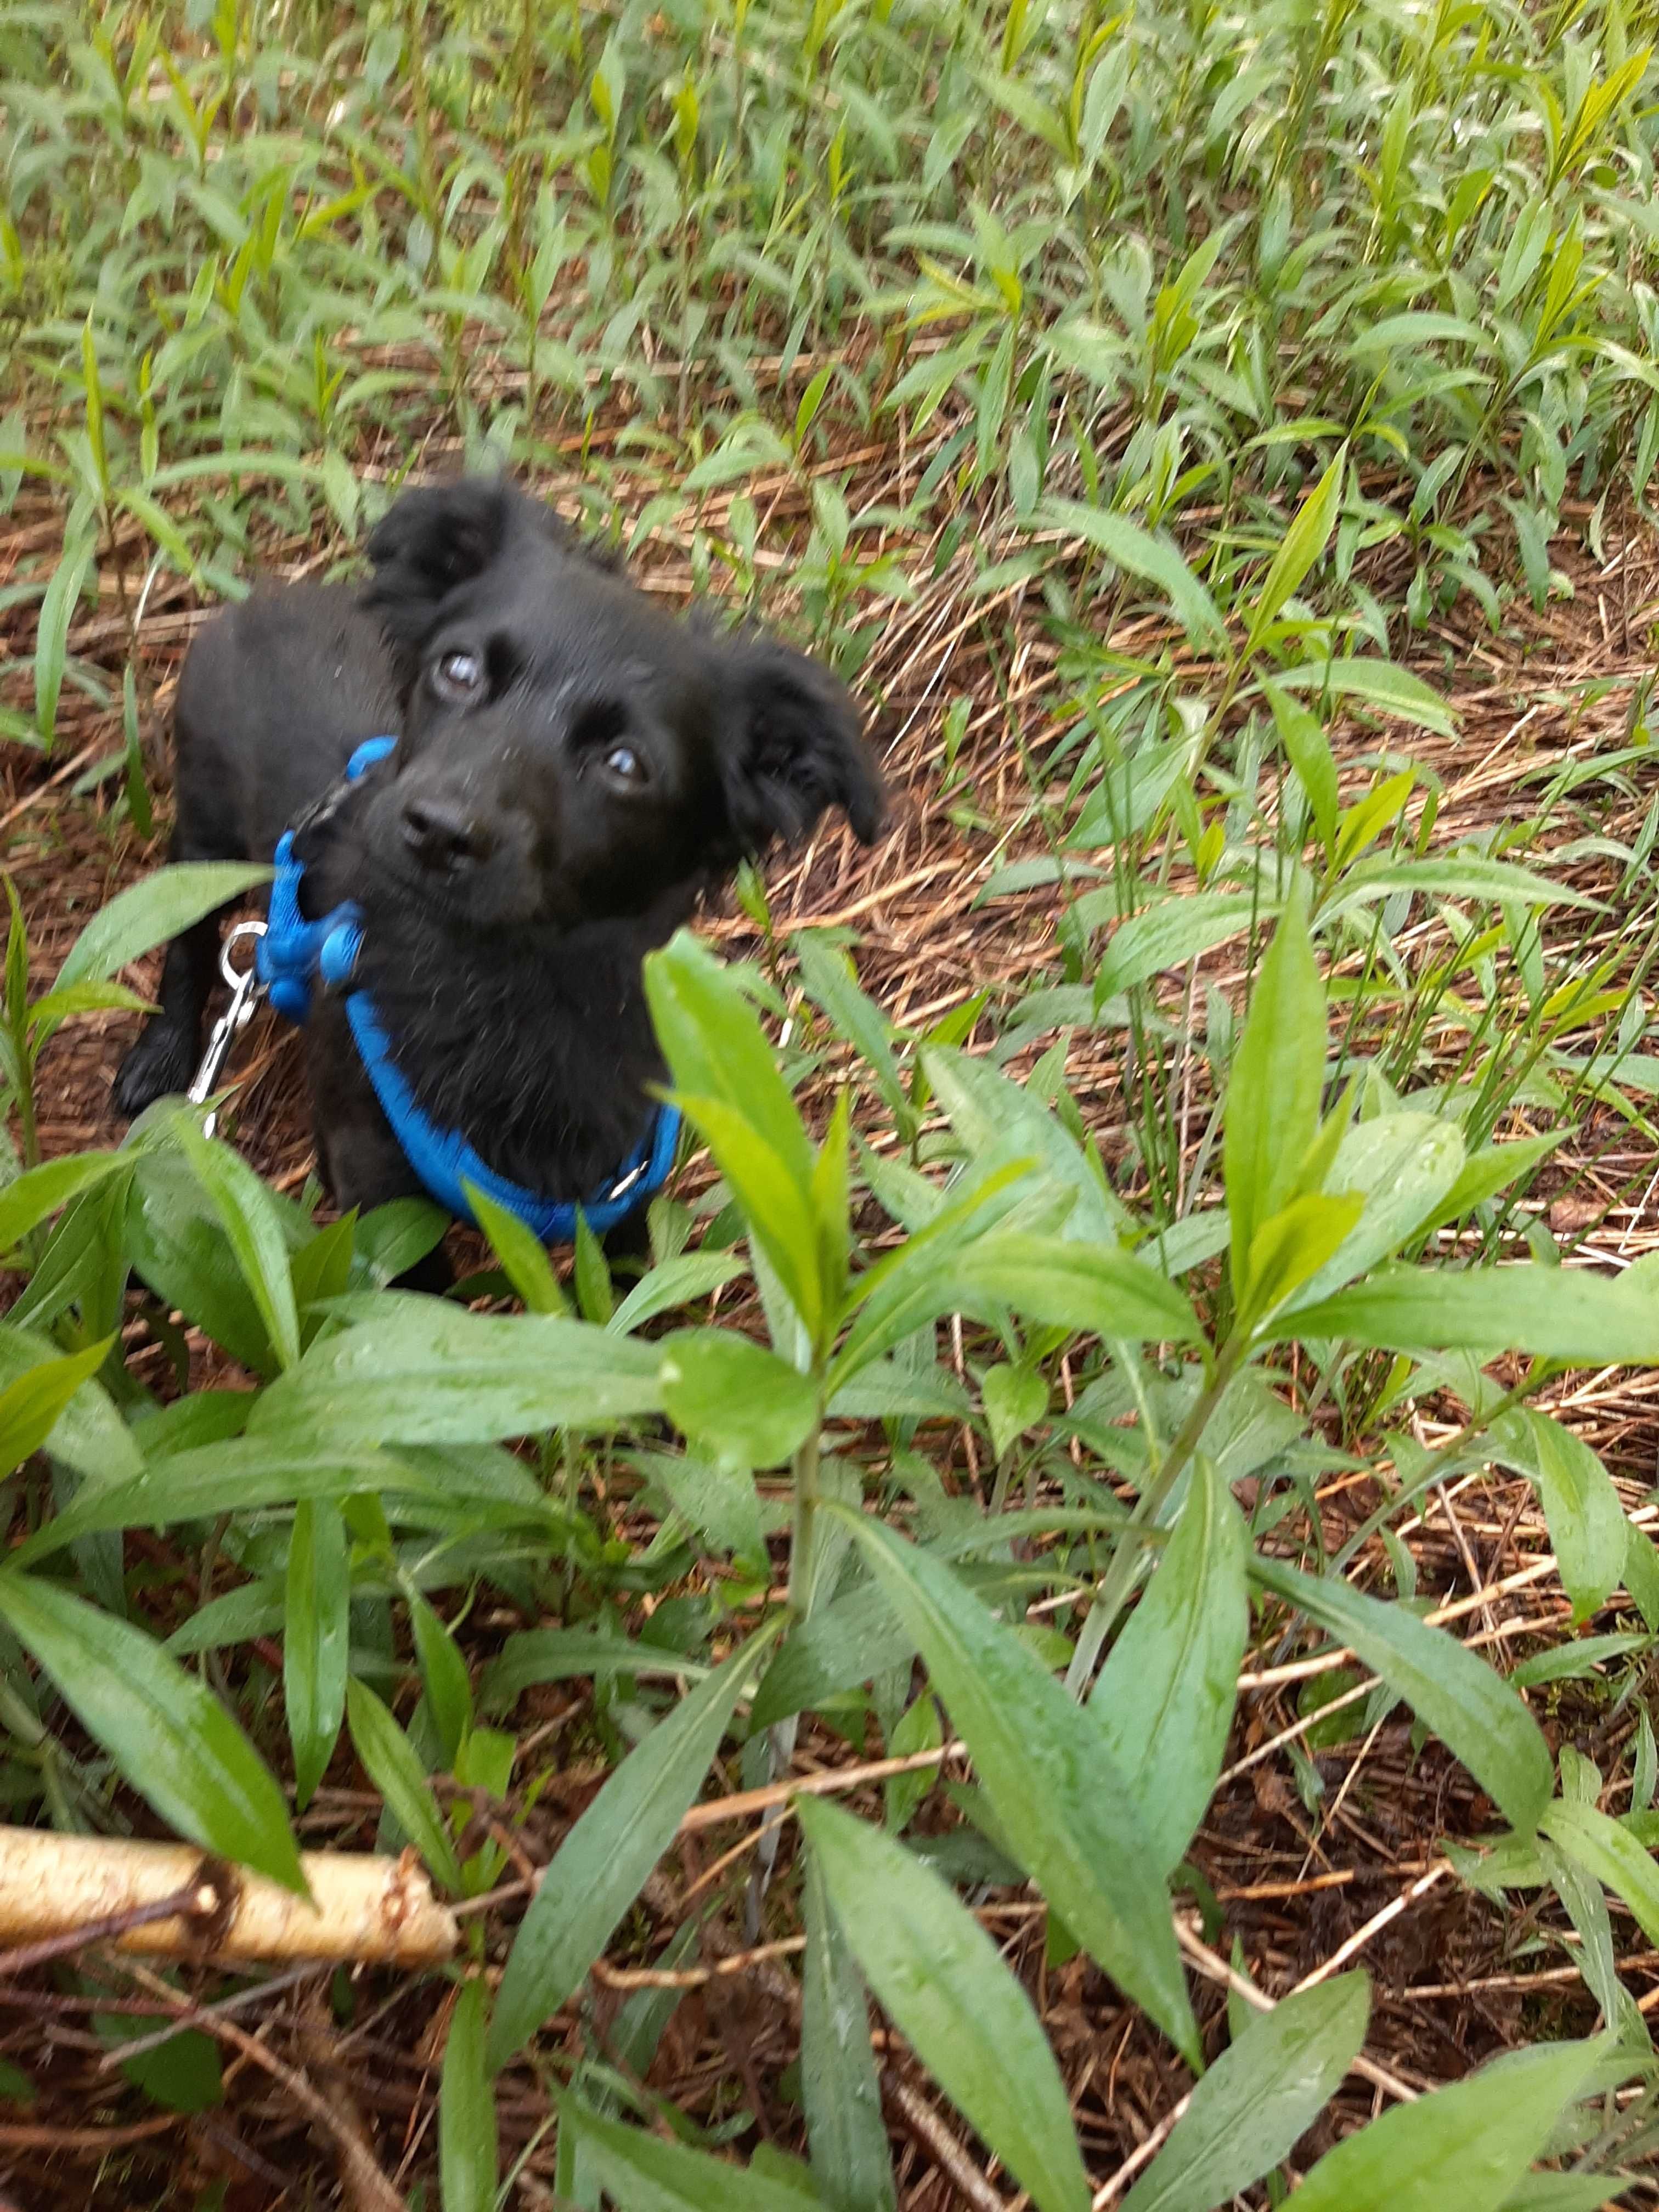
<box><xmin>113</xmin><ymin>478</ymin><xmax>883</xmax><ymax>1259</ymax></box>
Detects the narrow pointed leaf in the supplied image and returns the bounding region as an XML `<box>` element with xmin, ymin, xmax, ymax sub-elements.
<box><xmin>1223</xmin><ymin>894</ymin><xmax>1326</xmax><ymax>1287</ymax></box>
<box><xmin>1539</xmin><ymin>1799</ymin><xmax>1659</xmax><ymax>1948</ymax></box>
<box><xmin>172</xmin><ymin>1115</ymin><xmax>301</xmax><ymax>1370</ymax></box>
<box><xmin>1093</xmin><ymin>1455</ymin><xmax>1248</xmax><ymax>1871</ymax></box>
<box><xmin>1122</xmin><ymin>1974</ymin><xmax>1370</xmax><ymax>2212</ymax></box>
<box><xmin>562</xmin><ymin>2097</ymin><xmax>822</xmax><ymax>2209</ymax></box>
<box><xmin>802</xmin><ymin>1847</ymin><xmax>896</xmax><ymax>2212</ymax></box>
<box><xmin>1489</xmin><ymin>1410</ymin><xmax>1628</xmax><ymax>1624</ymax></box>
<box><xmin>1252</xmin><ymin>1558</ymin><xmax>1553</xmax><ymax>1832</ymax></box>
<box><xmin>345</xmin><ymin>1675</ymin><xmax>461</xmax><ymax>1892</ymax></box>
<box><xmin>0</xmin><ymin>1152</ymin><xmax>124</xmax><ymax>1254</ymax></box>
<box><xmin>286</xmin><ymin>1499</ymin><xmax>349</xmax><ymax>1810</ymax></box>
<box><xmin>1290</xmin><ymin>2039</ymin><xmax>1604</xmax><ymax>2212</ymax></box>
<box><xmin>799</xmin><ymin>1796</ymin><xmax>1088</xmax><ymax>2212</ymax></box>
<box><xmin>1038</xmin><ymin>498</ymin><xmax>1227</xmax><ymax>650</ymax></box>
<box><xmin>439</xmin><ymin>1979</ymin><xmax>496</xmax><ymax>2212</ymax></box>
<box><xmin>249</xmin><ymin>1307</ymin><xmax>662</xmax><ymax>1447</ymax></box>
<box><xmin>0</xmin><ymin>1571</ymin><xmax>303</xmax><ymax>1891</ymax></box>
<box><xmin>831</xmin><ymin>1506</ymin><xmax>1198</xmax><ymax>2060</ymax></box>
<box><xmin>1284</xmin><ymin>1262</ymin><xmax>1659</xmax><ymax>1365</ymax></box>
<box><xmin>1245</xmin><ymin>448</ymin><xmax>1345</xmax><ymax>654</ymax></box>
<box><xmin>488</xmin><ymin>1626</ymin><xmax>777</xmax><ymax>2070</ymax></box>
<box><xmin>57</xmin><ymin>861</ymin><xmax>271</xmax><ymax>989</ymax></box>
<box><xmin>0</xmin><ymin>1338</ymin><xmax>115</xmax><ymax>1474</ymax></box>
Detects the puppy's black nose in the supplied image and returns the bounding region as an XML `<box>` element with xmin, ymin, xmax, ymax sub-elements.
<box><xmin>401</xmin><ymin>796</ymin><xmax>494</xmax><ymax>873</ymax></box>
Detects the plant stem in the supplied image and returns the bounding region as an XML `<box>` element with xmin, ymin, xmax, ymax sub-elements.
<box><xmin>1064</xmin><ymin>1336</ymin><xmax>1243</xmax><ymax>1696</ymax></box>
<box><xmin>788</xmin><ymin>1397</ymin><xmax>825</xmax><ymax>1623</ymax></box>
<box><xmin>14</xmin><ymin>1043</ymin><xmax>38</xmax><ymax>1172</ymax></box>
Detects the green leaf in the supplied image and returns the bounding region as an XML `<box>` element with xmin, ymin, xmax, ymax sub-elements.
<box><xmin>919</xmin><ymin>1045</ymin><xmax>1131</xmax><ymax>1243</ymax></box>
<box><xmin>0</xmin><ymin>1338</ymin><xmax>114</xmax><ymax>1474</ymax></box>
<box><xmin>1289</xmin><ymin>2038</ymin><xmax>1605</xmax><ymax>2212</ymax></box>
<box><xmin>125</xmin><ymin>1143</ymin><xmax>284</xmax><ymax>1376</ymax></box>
<box><xmin>1285</xmin><ymin>1262</ymin><xmax>1659</xmax><ymax>1365</ymax></box>
<box><xmin>644</xmin><ymin>933</ymin><xmax>815</xmax><ymax>1190</ymax></box>
<box><xmin>561</xmin><ymin>2097</ymin><xmax>823</xmax><ymax>2210</ymax></box>
<box><xmin>35</xmin><ymin>515</ymin><xmax>97</xmax><ymax>747</ymax></box>
<box><xmin>1323</xmin><ymin>856</ymin><xmax>1599</xmax><ymax>922</ymax></box>
<box><xmin>1420</xmin><ymin>1131</ymin><xmax>1562</xmax><ymax>1236</ymax></box>
<box><xmin>798</xmin><ymin>1796</ymin><xmax>1089</xmax><ymax>2212</ymax></box>
<box><xmin>345</xmin><ymin>1675</ymin><xmax>462</xmax><ymax>1892</ymax></box>
<box><xmin>669</xmin><ymin>1092</ymin><xmax>825</xmax><ymax>1345</ymax></box>
<box><xmin>830</xmin><ymin>1506</ymin><xmax>1198</xmax><ymax>2061</ymax></box>
<box><xmin>479</xmin><ymin>1627</ymin><xmax>714</xmax><ymax>1714</ymax></box>
<box><xmin>0</xmin><ymin>1571</ymin><xmax>302</xmax><ymax>1891</ymax></box>
<box><xmin>0</xmin><ymin>1323</ymin><xmax>140</xmax><ymax>1488</ymax></box>
<box><xmin>802</xmin><ymin>1844</ymin><xmax>896</xmax><ymax>2212</ymax></box>
<box><xmin>1490</xmin><ymin>1411</ymin><xmax>1628</xmax><ymax>1624</ymax></box>
<box><xmin>286</xmin><ymin>1499</ymin><xmax>349</xmax><ymax>1810</ymax></box>
<box><xmin>794</xmin><ymin>931</ymin><xmax>908</xmax><ymax>1118</ymax></box>
<box><xmin>439</xmin><ymin>1979</ymin><xmax>496</xmax><ymax>2212</ymax></box>
<box><xmin>1239</xmin><ymin>1192</ymin><xmax>1365</xmax><ymax>1324</ymax></box>
<box><xmin>1264</xmin><ymin>678</ymin><xmax>1338</xmax><ymax>856</ymax></box>
<box><xmin>249</xmin><ymin>1306</ymin><xmax>662</xmax><ymax>1446</ymax></box>
<box><xmin>751</xmin><ymin>1579</ymin><xmax>913</xmax><ymax>1731</ymax></box>
<box><xmin>411</xmin><ymin>1593</ymin><xmax>474</xmax><ymax>1769</ymax></box>
<box><xmin>1121</xmin><ymin>1974</ymin><xmax>1370</xmax><ymax>2212</ymax></box>
<box><xmin>947</xmin><ymin>1231</ymin><xmax>1201</xmax><ymax>1346</ymax></box>
<box><xmin>1244</xmin><ymin>447</ymin><xmax>1345</xmax><ymax>656</ymax></box>
<box><xmin>981</xmin><ymin>1364</ymin><xmax>1048</xmax><ymax>1459</ymax></box>
<box><xmin>607</xmin><ymin>1252</ymin><xmax>746</xmax><ymax>1335</ymax></box>
<box><xmin>1037</xmin><ymin>498</ymin><xmax>1227</xmax><ymax>651</ymax></box>
<box><xmin>488</xmin><ymin>1624</ymin><xmax>777</xmax><ymax>2070</ymax></box>
<box><xmin>1093</xmin><ymin>893</ymin><xmax>1265</xmax><ymax>1001</ymax></box>
<box><xmin>1093</xmin><ymin>1455</ymin><xmax>1248</xmax><ymax>1872</ymax></box>
<box><xmin>14</xmin><ymin>1439</ymin><xmax>441</xmax><ymax>1567</ymax></box>
<box><xmin>0</xmin><ymin>1152</ymin><xmax>125</xmax><ymax>1252</ymax></box>
<box><xmin>1269</xmin><ymin>656</ymin><xmax>1455</xmax><ymax>736</ymax></box>
<box><xmin>56</xmin><ymin>862</ymin><xmax>270</xmax><ymax>990</ymax></box>
<box><xmin>659</xmin><ymin>1327</ymin><xmax>818</xmax><ymax>1467</ymax></box>
<box><xmin>464</xmin><ymin>1180</ymin><xmax>568</xmax><ymax>1314</ymax></box>
<box><xmin>1283</xmin><ymin>1114</ymin><xmax>1466</xmax><ymax>1314</ymax></box>
<box><xmin>1539</xmin><ymin>1799</ymin><xmax>1659</xmax><ymax>1948</ymax></box>
<box><xmin>1223</xmin><ymin>891</ymin><xmax>1327</xmax><ymax>1288</ymax></box>
<box><xmin>108</xmin><ymin>2022</ymin><xmax>222</xmax><ymax>2113</ymax></box>
<box><xmin>1252</xmin><ymin>1558</ymin><xmax>1553</xmax><ymax>1832</ymax></box>
<box><xmin>170</xmin><ymin>1113</ymin><xmax>301</xmax><ymax>1370</ymax></box>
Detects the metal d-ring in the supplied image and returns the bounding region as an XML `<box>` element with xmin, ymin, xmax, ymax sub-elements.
<box><xmin>189</xmin><ymin>920</ymin><xmax>270</xmax><ymax>1136</ymax></box>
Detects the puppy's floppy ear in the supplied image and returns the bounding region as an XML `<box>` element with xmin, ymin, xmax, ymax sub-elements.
<box><xmin>720</xmin><ymin>640</ymin><xmax>885</xmax><ymax>854</ymax></box>
<box><xmin>363</xmin><ymin>478</ymin><xmax>548</xmax><ymax>671</ymax></box>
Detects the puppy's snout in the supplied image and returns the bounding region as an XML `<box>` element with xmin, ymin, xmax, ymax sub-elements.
<box><xmin>401</xmin><ymin>794</ymin><xmax>495</xmax><ymax>874</ymax></box>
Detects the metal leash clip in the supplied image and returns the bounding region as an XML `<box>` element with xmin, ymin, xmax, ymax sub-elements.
<box><xmin>188</xmin><ymin>920</ymin><xmax>269</xmax><ymax>1138</ymax></box>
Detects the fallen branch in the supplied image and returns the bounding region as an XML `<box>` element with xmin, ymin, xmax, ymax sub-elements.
<box><xmin>0</xmin><ymin>1830</ymin><xmax>457</xmax><ymax>1966</ymax></box>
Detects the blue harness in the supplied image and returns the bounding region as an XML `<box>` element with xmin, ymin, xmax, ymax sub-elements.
<box><xmin>256</xmin><ymin>736</ymin><xmax>681</xmax><ymax>1244</ymax></box>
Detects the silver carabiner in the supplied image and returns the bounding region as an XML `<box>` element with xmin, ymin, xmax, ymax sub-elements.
<box><xmin>188</xmin><ymin>921</ymin><xmax>269</xmax><ymax>1138</ymax></box>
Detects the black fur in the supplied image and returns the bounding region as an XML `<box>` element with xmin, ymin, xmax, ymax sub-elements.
<box><xmin>114</xmin><ymin>477</ymin><xmax>883</xmax><ymax>1262</ymax></box>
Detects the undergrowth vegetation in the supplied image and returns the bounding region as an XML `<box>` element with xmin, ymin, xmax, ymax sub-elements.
<box><xmin>6</xmin><ymin>0</ymin><xmax>1659</xmax><ymax>2204</ymax></box>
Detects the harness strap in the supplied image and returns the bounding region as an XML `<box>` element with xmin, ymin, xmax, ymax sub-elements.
<box><xmin>258</xmin><ymin>735</ymin><xmax>680</xmax><ymax>1244</ymax></box>
<box><xmin>257</xmin><ymin>736</ymin><xmax>392</xmax><ymax>1024</ymax></box>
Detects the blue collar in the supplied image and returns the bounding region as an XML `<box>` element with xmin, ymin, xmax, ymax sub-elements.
<box><xmin>256</xmin><ymin>736</ymin><xmax>681</xmax><ymax>1245</ymax></box>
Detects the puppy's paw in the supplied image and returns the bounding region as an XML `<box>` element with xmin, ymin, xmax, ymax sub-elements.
<box><xmin>112</xmin><ymin>1022</ymin><xmax>196</xmax><ymax>1119</ymax></box>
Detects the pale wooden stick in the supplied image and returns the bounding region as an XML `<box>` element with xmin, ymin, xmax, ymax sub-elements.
<box><xmin>0</xmin><ymin>1830</ymin><xmax>456</xmax><ymax>1966</ymax></box>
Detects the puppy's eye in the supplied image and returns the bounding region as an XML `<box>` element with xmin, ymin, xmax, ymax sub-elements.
<box><xmin>603</xmin><ymin>743</ymin><xmax>647</xmax><ymax>787</ymax></box>
<box><xmin>431</xmin><ymin>650</ymin><xmax>482</xmax><ymax>702</ymax></box>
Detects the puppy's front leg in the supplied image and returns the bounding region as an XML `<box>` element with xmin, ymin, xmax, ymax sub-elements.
<box><xmin>112</xmin><ymin>907</ymin><xmax>228</xmax><ymax>1118</ymax></box>
<box><xmin>307</xmin><ymin>1018</ymin><xmax>454</xmax><ymax>1293</ymax></box>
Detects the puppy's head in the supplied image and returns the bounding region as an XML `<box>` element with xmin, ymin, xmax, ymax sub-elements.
<box><xmin>354</xmin><ymin>478</ymin><xmax>884</xmax><ymax>932</ymax></box>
